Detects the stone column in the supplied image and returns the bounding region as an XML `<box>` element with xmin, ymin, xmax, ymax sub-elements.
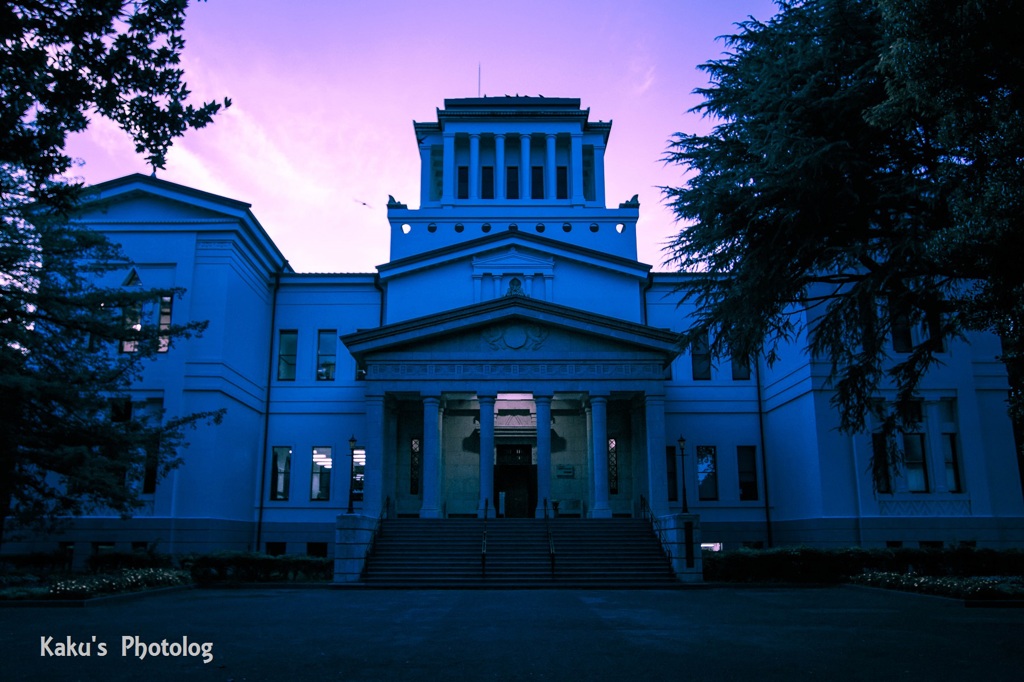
<box><xmin>442</xmin><ymin>132</ymin><xmax>455</xmax><ymax>205</ymax></box>
<box><xmin>520</xmin><ymin>133</ymin><xmax>531</xmax><ymax>200</ymax></box>
<box><xmin>495</xmin><ymin>133</ymin><xmax>506</xmax><ymax>200</ymax></box>
<box><xmin>570</xmin><ymin>132</ymin><xmax>584</xmax><ymax>204</ymax></box>
<box><xmin>478</xmin><ymin>394</ymin><xmax>496</xmax><ymax>517</ymax></box>
<box><xmin>469</xmin><ymin>133</ymin><xmax>480</xmax><ymax>201</ymax></box>
<box><xmin>535</xmin><ymin>395</ymin><xmax>552</xmax><ymax>517</ymax></box>
<box><xmin>361</xmin><ymin>394</ymin><xmax>386</xmax><ymax>516</ymax></box>
<box><xmin>545</xmin><ymin>133</ymin><xmax>556</xmax><ymax>200</ymax></box>
<box><xmin>419</xmin><ymin>144</ymin><xmax>432</xmax><ymax>205</ymax></box>
<box><xmin>586</xmin><ymin>403</ymin><xmax>594</xmax><ymax>514</ymax></box>
<box><xmin>421</xmin><ymin>396</ymin><xmax>443</xmax><ymax>518</ymax></box>
<box><xmin>644</xmin><ymin>393</ymin><xmax>670</xmax><ymax>516</ymax></box>
<box><xmin>383</xmin><ymin>399</ymin><xmax>398</xmax><ymax>514</ymax></box>
<box><xmin>590</xmin><ymin>395</ymin><xmax>611</xmax><ymax>518</ymax></box>
<box><xmin>594</xmin><ymin>141</ymin><xmax>606</xmax><ymax>206</ymax></box>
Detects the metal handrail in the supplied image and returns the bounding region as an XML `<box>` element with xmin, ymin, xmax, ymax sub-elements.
<box><xmin>363</xmin><ymin>496</ymin><xmax>391</xmax><ymax>564</ymax></box>
<box><xmin>639</xmin><ymin>494</ymin><xmax>673</xmax><ymax>564</ymax></box>
<box><xmin>481</xmin><ymin>498</ymin><xmax>488</xmax><ymax>578</ymax></box>
<box><xmin>544</xmin><ymin>498</ymin><xmax>555</xmax><ymax>576</ymax></box>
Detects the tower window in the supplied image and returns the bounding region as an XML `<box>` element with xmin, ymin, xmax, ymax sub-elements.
<box><xmin>531</xmin><ymin>166</ymin><xmax>544</xmax><ymax>199</ymax></box>
<box><xmin>481</xmin><ymin>166</ymin><xmax>494</xmax><ymax>199</ymax></box>
<box><xmin>556</xmin><ymin>166</ymin><xmax>568</xmax><ymax>199</ymax></box>
<box><xmin>506</xmin><ymin>167</ymin><xmax>519</xmax><ymax>199</ymax></box>
<box><xmin>457</xmin><ymin>166</ymin><xmax>469</xmax><ymax>200</ymax></box>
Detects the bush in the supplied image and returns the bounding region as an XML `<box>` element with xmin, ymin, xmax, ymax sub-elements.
<box><xmin>703</xmin><ymin>546</ymin><xmax>1024</xmax><ymax>583</ymax></box>
<box><xmin>851</xmin><ymin>572</ymin><xmax>1024</xmax><ymax>600</ymax></box>
<box><xmin>0</xmin><ymin>551</ymin><xmax>72</xmax><ymax>575</ymax></box>
<box><xmin>48</xmin><ymin>568</ymin><xmax>190</xmax><ymax>600</ymax></box>
<box><xmin>186</xmin><ymin>552</ymin><xmax>332</xmax><ymax>584</ymax></box>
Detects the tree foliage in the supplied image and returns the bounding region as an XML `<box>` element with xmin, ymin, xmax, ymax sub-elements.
<box><xmin>1</xmin><ymin>1</ymin><xmax>229</xmax><ymax>544</ymax></box>
<box><xmin>662</xmin><ymin>0</ymin><xmax>1024</xmax><ymax>487</ymax></box>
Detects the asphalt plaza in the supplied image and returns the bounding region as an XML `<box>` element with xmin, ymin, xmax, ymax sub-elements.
<box><xmin>2</xmin><ymin>585</ymin><xmax>1022</xmax><ymax>681</ymax></box>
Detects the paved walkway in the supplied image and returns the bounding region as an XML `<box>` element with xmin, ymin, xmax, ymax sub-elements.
<box><xmin>2</xmin><ymin>586</ymin><xmax>1022</xmax><ymax>681</ymax></box>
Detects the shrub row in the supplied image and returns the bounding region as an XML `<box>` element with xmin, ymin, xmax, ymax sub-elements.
<box><xmin>703</xmin><ymin>546</ymin><xmax>1024</xmax><ymax>583</ymax></box>
<box><xmin>0</xmin><ymin>551</ymin><xmax>72</xmax><ymax>575</ymax></box>
<box><xmin>183</xmin><ymin>552</ymin><xmax>332</xmax><ymax>584</ymax></box>
<box><xmin>850</xmin><ymin>572</ymin><xmax>1024</xmax><ymax>600</ymax></box>
<box><xmin>48</xmin><ymin>568</ymin><xmax>190</xmax><ymax>600</ymax></box>
<box><xmin>87</xmin><ymin>550</ymin><xmax>174</xmax><ymax>572</ymax></box>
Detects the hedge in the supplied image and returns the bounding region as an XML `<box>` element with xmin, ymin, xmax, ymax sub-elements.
<box><xmin>703</xmin><ymin>546</ymin><xmax>1024</xmax><ymax>583</ymax></box>
<box><xmin>184</xmin><ymin>552</ymin><xmax>332</xmax><ymax>584</ymax></box>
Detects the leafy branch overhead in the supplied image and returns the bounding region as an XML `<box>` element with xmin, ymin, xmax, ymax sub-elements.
<box><xmin>1</xmin><ymin>1</ymin><xmax>228</xmax><ymax>544</ymax></box>
<box><xmin>662</xmin><ymin>0</ymin><xmax>1024</xmax><ymax>487</ymax></box>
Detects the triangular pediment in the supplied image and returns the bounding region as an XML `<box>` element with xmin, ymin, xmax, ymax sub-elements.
<box><xmin>342</xmin><ymin>295</ymin><xmax>680</xmax><ymax>369</ymax></box>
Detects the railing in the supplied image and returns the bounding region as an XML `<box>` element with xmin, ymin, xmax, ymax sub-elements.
<box><xmin>362</xmin><ymin>496</ymin><xmax>392</xmax><ymax>572</ymax></box>
<box><xmin>544</xmin><ymin>498</ymin><xmax>556</xmax><ymax>577</ymax></box>
<box><xmin>481</xmin><ymin>498</ymin><xmax>488</xmax><ymax>578</ymax></box>
<box><xmin>639</xmin><ymin>494</ymin><xmax>674</xmax><ymax>565</ymax></box>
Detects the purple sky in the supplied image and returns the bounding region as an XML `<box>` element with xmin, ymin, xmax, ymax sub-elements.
<box><xmin>66</xmin><ymin>0</ymin><xmax>779</xmax><ymax>273</ymax></box>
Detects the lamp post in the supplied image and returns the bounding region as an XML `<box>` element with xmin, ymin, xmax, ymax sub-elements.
<box><xmin>348</xmin><ymin>435</ymin><xmax>357</xmax><ymax>514</ymax></box>
<box><xmin>678</xmin><ymin>435</ymin><xmax>689</xmax><ymax>514</ymax></box>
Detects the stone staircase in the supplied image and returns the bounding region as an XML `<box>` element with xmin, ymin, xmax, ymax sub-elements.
<box><xmin>361</xmin><ymin>518</ymin><xmax>680</xmax><ymax>588</ymax></box>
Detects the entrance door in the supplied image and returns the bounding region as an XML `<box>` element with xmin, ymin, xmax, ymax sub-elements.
<box><xmin>494</xmin><ymin>444</ymin><xmax>536</xmax><ymax>518</ymax></box>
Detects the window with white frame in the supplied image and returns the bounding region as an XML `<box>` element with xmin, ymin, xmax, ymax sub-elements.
<box><xmin>697</xmin><ymin>445</ymin><xmax>718</xmax><ymax>501</ymax></box>
<box><xmin>310</xmin><ymin>447</ymin><xmax>332</xmax><ymax>500</ymax></box>
<box><xmin>271</xmin><ymin>446</ymin><xmax>291</xmax><ymax>500</ymax></box>
<box><xmin>316</xmin><ymin>330</ymin><xmax>336</xmax><ymax>381</ymax></box>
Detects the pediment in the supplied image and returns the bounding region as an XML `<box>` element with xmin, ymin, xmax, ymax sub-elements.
<box><xmin>342</xmin><ymin>295</ymin><xmax>680</xmax><ymax>368</ymax></box>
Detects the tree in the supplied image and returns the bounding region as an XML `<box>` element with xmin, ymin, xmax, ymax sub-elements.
<box><xmin>1</xmin><ymin>0</ymin><xmax>230</xmax><ymax>546</ymax></box>
<box><xmin>662</xmin><ymin>0</ymin><xmax>1024</xmax><ymax>488</ymax></box>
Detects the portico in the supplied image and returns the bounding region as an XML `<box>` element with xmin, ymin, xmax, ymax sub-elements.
<box><xmin>341</xmin><ymin>295</ymin><xmax>680</xmax><ymax>521</ymax></box>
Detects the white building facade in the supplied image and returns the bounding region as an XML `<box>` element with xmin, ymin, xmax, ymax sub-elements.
<box><xmin>16</xmin><ymin>97</ymin><xmax>1024</xmax><ymax>562</ymax></box>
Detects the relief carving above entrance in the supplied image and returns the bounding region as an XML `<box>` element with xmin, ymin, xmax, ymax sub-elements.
<box><xmin>481</xmin><ymin>323</ymin><xmax>549</xmax><ymax>351</ymax></box>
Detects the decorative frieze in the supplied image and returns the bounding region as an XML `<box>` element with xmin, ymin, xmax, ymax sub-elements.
<box><xmin>366</xmin><ymin>361</ymin><xmax>664</xmax><ymax>381</ymax></box>
<box><xmin>878</xmin><ymin>499</ymin><xmax>972</xmax><ymax>517</ymax></box>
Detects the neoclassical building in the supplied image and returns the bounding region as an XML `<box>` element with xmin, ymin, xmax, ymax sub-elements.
<box><xmin>14</xmin><ymin>97</ymin><xmax>1024</xmax><ymax>565</ymax></box>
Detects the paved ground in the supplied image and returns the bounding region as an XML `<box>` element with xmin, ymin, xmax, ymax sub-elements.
<box><xmin>2</xmin><ymin>585</ymin><xmax>1022</xmax><ymax>681</ymax></box>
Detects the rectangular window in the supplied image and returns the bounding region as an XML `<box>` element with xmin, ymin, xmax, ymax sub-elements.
<box><xmin>506</xmin><ymin>166</ymin><xmax>519</xmax><ymax>199</ymax></box>
<box><xmin>666</xmin><ymin>445</ymin><xmax>678</xmax><ymax>502</ymax></box>
<box><xmin>157</xmin><ymin>295</ymin><xmax>172</xmax><ymax>352</ymax></box>
<box><xmin>306</xmin><ymin>542</ymin><xmax>327</xmax><ymax>557</ymax></box>
<box><xmin>120</xmin><ymin>302</ymin><xmax>142</xmax><ymax>353</ymax></box>
<box><xmin>265</xmin><ymin>542</ymin><xmax>286</xmax><ymax>556</ymax></box>
<box><xmin>871</xmin><ymin>432</ymin><xmax>893</xmax><ymax>493</ymax></box>
<box><xmin>903</xmin><ymin>433</ymin><xmax>929</xmax><ymax>492</ymax></box>
<box><xmin>277</xmin><ymin>330</ymin><xmax>297</xmax><ymax>381</ymax></box>
<box><xmin>531</xmin><ymin>166</ymin><xmax>544</xmax><ymax>199</ymax></box>
<box><xmin>697</xmin><ymin>445</ymin><xmax>718</xmax><ymax>501</ymax></box>
<box><xmin>943</xmin><ymin>434</ymin><xmax>962</xmax><ymax>492</ymax></box>
<box><xmin>737</xmin><ymin>446</ymin><xmax>758</xmax><ymax>501</ymax></box>
<box><xmin>316</xmin><ymin>330</ymin><xmax>336</xmax><ymax>381</ymax></box>
<box><xmin>481</xmin><ymin>166</ymin><xmax>494</xmax><ymax>199</ymax></box>
<box><xmin>731</xmin><ymin>355</ymin><xmax>751</xmax><ymax>381</ymax></box>
<box><xmin>582</xmin><ymin>146</ymin><xmax>595</xmax><ymax>201</ymax></box>
<box><xmin>311</xmin><ymin>446</ymin><xmax>332</xmax><ymax>501</ymax></box>
<box><xmin>351</xmin><ymin>446</ymin><xmax>366</xmax><ymax>503</ymax></box>
<box><xmin>271</xmin><ymin>446</ymin><xmax>291</xmax><ymax>500</ymax></box>
<box><xmin>692</xmin><ymin>333</ymin><xmax>711</xmax><ymax>380</ymax></box>
<box><xmin>410</xmin><ymin>438</ymin><xmax>421</xmax><ymax>495</ymax></box>
<box><xmin>556</xmin><ymin>166</ymin><xmax>568</xmax><ymax>199</ymax></box>
<box><xmin>890</xmin><ymin>299</ymin><xmax>913</xmax><ymax>353</ymax></box>
<box><xmin>457</xmin><ymin>165</ymin><xmax>469</xmax><ymax>199</ymax></box>
<box><xmin>608</xmin><ymin>437</ymin><xmax>619</xmax><ymax>495</ymax></box>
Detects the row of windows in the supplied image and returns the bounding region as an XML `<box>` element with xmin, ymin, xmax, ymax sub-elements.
<box><xmin>277</xmin><ymin>330</ymin><xmax>337</xmax><ymax>381</ymax></box>
<box><xmin>871</xmin><ymin>400</ymin><xmax>963</xmax><ymax>494</ymax></box>
<box><xmin>668</xmin><ymin>444</ymin><xmax>760</xmax><ymax>503</ymax></box>
<box><xmin>690</xmin><ymin>334</ymin><xmax>751</xmax><ymax>381</ymax></box>
<box><xmin>269</xmin><ymin>446</ymin><xmax>364</xmax><ymax>502</ymax></box>
<box><xmin>430</xmin><ymin>145</ymin><xmax>597</xmax><ymax>202</ymax></box>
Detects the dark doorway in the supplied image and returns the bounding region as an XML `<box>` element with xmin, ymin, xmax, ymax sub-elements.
<box><xmin>494</xmin><ymin>444</ymin><xmax>536</xmax><ymax>518</ymax></box>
